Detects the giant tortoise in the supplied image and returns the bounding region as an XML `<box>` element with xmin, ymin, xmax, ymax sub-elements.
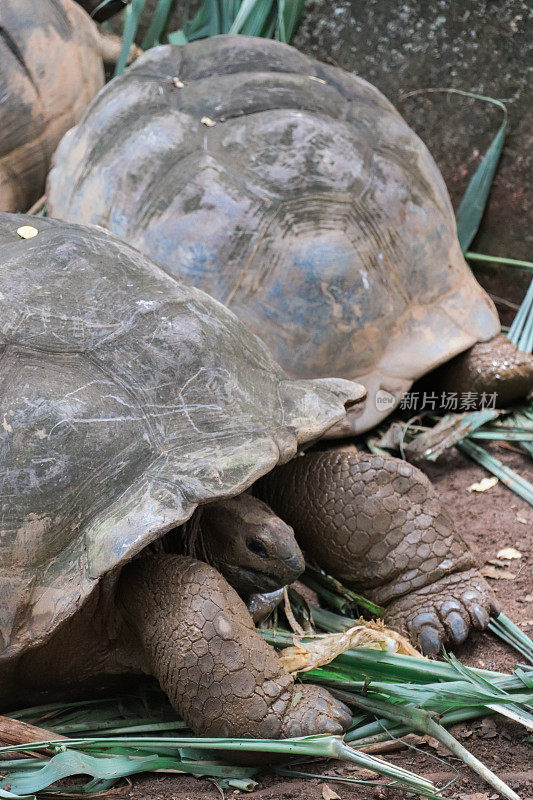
<box><xmin>0</xmin><ymin>214</ymin><xmax>496</xmax><ymax>737</ymax></box>
<box><xmin>47</xmin><ymin>35</ymin><xmax>533</xmax><ymax>432</ymax></box>
<box><xmin>0</xmin><ymin>0</ymin><xmax>135</xmax><ymax>213</ymax></box>
<box><xmin>0</xmin><ymin>212</ymin><xmax>358</xmax><ymax>737</ymax></box>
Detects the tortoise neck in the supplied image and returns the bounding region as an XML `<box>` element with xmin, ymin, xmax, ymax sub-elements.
<box><xmin>180</xmin><ymin>509</ymin><xmax>214</xmax><ymax>566</ymax></box>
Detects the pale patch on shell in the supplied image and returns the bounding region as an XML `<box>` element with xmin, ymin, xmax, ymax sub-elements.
<box><xmin>16</xmin><ymin>225</ymin><xmax>38</xmax><ymax>239</ymax></box>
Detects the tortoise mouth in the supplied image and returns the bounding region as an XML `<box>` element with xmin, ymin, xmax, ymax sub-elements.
<box><xmin>237</xmin><ymin>567</ymin><xmax>284</xmax><ymax>594</ymax></box>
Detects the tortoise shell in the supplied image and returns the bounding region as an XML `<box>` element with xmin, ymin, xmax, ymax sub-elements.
<box><xmin>0</xmin><ymin>0</ymin><xmax>105</xmax><ymax>212</ymax></box>
<box><xmin>0</xmin><ymin>213</ymin><xmax>357</xmax><ymax>662</ymax></box>
<box><xmin>47</xmin><ymin>35</ymin><xmax>499</xmax><ymax>432</ymax></box>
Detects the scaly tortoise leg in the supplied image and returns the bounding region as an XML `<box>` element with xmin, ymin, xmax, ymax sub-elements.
<box><xmin>432</xmin><ymin>333</ymin><xmax>533</xmax><ymax>406</ymax></box>
<box><xmin>257</xmin><ymin>449</ymin><xmax>498</xmax><ymax>655</ymax></box>
<box><xmin>117</xmin><ymin>554</ymin><xmax>351</xmax><ymax>737</ymax></box>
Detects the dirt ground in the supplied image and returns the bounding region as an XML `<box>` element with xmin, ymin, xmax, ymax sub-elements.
<box><xmin>122</xmin><ymin>444</ymin><xmax>532</xmax><ymax>800</ymax></box>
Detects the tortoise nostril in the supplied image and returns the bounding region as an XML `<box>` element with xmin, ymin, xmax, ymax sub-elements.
<box><xmin>247</xmin><ymin>539</ymin><xmax>268</xmax><ymax>558</ymax></box>
<box><xmin>289</xmin><ymin>552</ymin><xmax>305</xmax><ymax>570</ymax></box>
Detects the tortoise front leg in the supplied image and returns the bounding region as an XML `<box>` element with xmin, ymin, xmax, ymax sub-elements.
<box><xmin>117</xmin><ymin>554</ymin><xmax>351</xmax><ymax>737</ymax></box>
<box><xmin>258</xmin><ymin>449</ymin><xmax>498</xmax><ymax>655</ymax></box>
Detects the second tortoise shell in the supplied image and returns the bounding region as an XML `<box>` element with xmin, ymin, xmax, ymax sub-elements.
<box><xmin>47</xmin><ymin>35</ymin><xmax>499</xmax><ymax>432</ymax></box>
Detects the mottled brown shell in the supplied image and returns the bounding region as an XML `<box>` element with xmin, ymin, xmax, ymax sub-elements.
<box><xmin>0</xmin><ymin>0</ymin><xmax>105</xmax><ymax>212</ymax></box>
<box><xmin>47</xmin><ymin>35</ymin><xmax>500</xmax><ymax>432</ymax></box>
<box><xmin>0</xmin><ymin>213</ymin><xmax>357</xmax><ymax>662</ymax></box>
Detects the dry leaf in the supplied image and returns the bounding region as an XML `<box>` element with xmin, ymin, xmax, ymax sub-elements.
<box><xmin>283</xmin><ymin>586</ymin><xmax>306</xmax><ymax>636</ymax></box>
<box><xmin>322</xmin><ymin>785</ymin><xmax>341</xmax><ymax>800</ymax></box>
<box><xmin>478</xmin><ymin>719</ymin><xmax>498</xmax><ymax>739</ymax></box>
<box><xmin>459</xmin><ymin>793</ymin><xmax>489</xmax><ymax>800</ymax></box>
<box><xmin>481</xmin><ymin>565</ymin><xmax>516</xmax><ymax>580</ymax></box>
<box><xmin>201</xmin><ymin>116</ymin><xmax>216</xmax><ymax>126</ymax></box>
<box><xmin>16</xmin><ymin>225</ymin><xmax>38</xmax><ymax>239</ymax></box>
<box><xmin>467</xmin><ymin>476</ymin><xmax>498</xmax><ymax>492</ymax></box>
<box><xmin>497</xmin><ymin>547</ymin><xmax>522</xmax><ymax>560</ymax></box>
<box><xmin>280</xmin><ymin>619</ymin><xmax>421</xmax><ymax>674</ymax></box>
<box><xmin>517</xmin><ymin>514</ymin><xmax>528</xmax><ymax>524</ymax></box>
<box><xmin>172</xmin><ymin>77</ymin><xmax>184</xmax><ymax>88</ymax></box>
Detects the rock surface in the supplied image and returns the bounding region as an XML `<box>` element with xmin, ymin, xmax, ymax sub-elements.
<box><xmin>294</xmin><ymin>0</ymin><xmax>532</xmax><ymax>304</ymax></box>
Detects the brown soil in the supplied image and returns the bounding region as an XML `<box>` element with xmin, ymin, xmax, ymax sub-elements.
<box><xmin>121</xmin><ymin>444</ymin><xmax>532</xmax><ymax>800</ymax></box>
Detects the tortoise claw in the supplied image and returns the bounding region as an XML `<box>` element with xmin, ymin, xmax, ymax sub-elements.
<box><xmin>281</xmin><ymin>686</ymin><xmax>352</xmax><ymax>737</ymax></box>
<box><xmin>469</xmin><ymin>602</ymin><xmax>490</xmax><ymax>630</ymax></box>
<box><xmin>418</xmin><ymin>625</ymin><xmax>442</xmax><ymax>656</ymax></box>
<box><xmin>384</xmin><ymin>568</ymin><xmax>496</xmax><ymax>653</ymax></box>
<box><xmin>444</xmin><ymin>610</ymin><xmax>469</xmax><ymax>645</ymax></box>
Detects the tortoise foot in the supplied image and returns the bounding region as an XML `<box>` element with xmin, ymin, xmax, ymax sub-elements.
<box><xmin>280</xmin><ymin>685</ymin><xmax>352</xmax><ymax>738</ymax></box>
<box><xmin>384</xmin><ymin>568</ymin><xmax>499</xmax><ymax>655</ymax></box>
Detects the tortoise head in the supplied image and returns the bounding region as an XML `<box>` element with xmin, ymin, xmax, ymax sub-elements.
<box><xmin>198</xmin><ymin>494</ymin><xmax>305</xmax><ymax>597</ymax></box>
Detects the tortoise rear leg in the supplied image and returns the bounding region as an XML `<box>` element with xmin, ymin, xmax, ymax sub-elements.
<box><xmin>257</xmin><ymin>450</ymin><xmax>498</xmax><ymax>655</ymax></box>
<box><xmin>431</xmin><ymin>333</ymin><xmax>533</xmax><ymax>406</ymax></box>
<box><xmin>117</xmin><ymin>554</ymin><xmax>351</xmax><ymax>737</ymax></box>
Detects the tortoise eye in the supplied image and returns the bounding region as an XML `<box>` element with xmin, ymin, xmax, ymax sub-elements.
<box><xmin>247</xmin><ymin>539</ymin><xmax>268</xmax><ymax>558</ymax></box>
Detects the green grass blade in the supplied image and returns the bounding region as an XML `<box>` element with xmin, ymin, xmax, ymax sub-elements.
<box><xmin>0</xmin><ymin>736</ymin><xmax>441</xmax><ymax>798</ymax></box>
<box><xmin>309</xmin><ymin>603</ymin><xmax>364</xmax><ymax>633</ymax></box>
<box><xmin>229</xmin><ymin>0</ymin><xmax>275</xmax><ymax>36</ymax></box>
<box><xmin>114</xmin><ymin>0</ymin><xmax>146</xmax><ymax>76</ymax></box>
<box><xmin>141</xmin><ymin>0</ymin><xmax>306</xmax><ymax>46</ymax></box>
<box><xmin>141</xmin><ymin>0</ymin><xmax>177</xmax><ymax>48</ymax></box>
<box><xmin>489</xmin><ymin>613</ymin><xmax>533</xmax><ymax>665</ymax></box>
<box><xmin>453</xmin><ymin>93</ymin><xmax>507</xmax><ymax>252</ymax></box>
<box><xmin>219</xmin><ymin>0</ymin><xmax>242</xmax><ymax>30</ymax></box>
<box><xmin>182</xmin><ymin>0</ymin><xmax>223</xmax><ymax>40</ymax></box>
<box><xmin>456</xmin><ymin>121</ymin><xmax>507</xmax><ymax>251</ymax></box>
<box><xmin>167</xmin><ymin>28</ymin><xmax>188</xmax><ymax>43</ymax></box>
<box><xmin>405</xmin><ymin>409</ymin><xmax>501</xmax><ymax>461</ymax></box>
<box><xmin>276</xmin><ymin>0</ymin><xmax>306</xmax><ymax>42</ymax></box>
<box><xmin>331</xmin><ymin>690</ymin><xmax>520</xmax><ymax>800</ymax></box>
<box><xmin>262</xmin><ymin>629</ymin><xmax>512</xmax><ymax>683</ymax></box>
<box><xmin>508</xmin><ymin>278</ymin><xmax>533</xmax><ymax>352</ymax></box>
<box><xmin>466</xmin><ymin>252</ymin><xmax>533</xmax><ymax>272</ymax></box>
<box><xmin>458</xmin><ymin>439</ymin><xmax>533</xmax><ymax>506</ymax></box>
<box><xmin>302</xmin><ymin>568</ymin><xmax>384</xmax><ymax>616</ymax></box>
<box><xmin>469</xmin><ymin>427</ymin><xmax>533</xmax><ymax>441</ymax></box>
